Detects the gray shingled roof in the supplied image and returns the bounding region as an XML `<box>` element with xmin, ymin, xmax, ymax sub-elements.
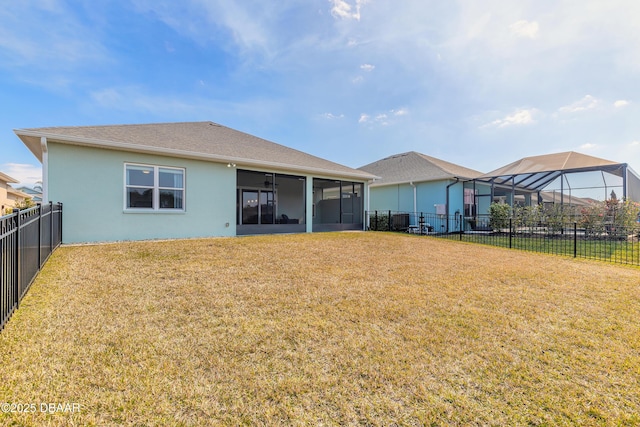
<box><xmin>359</xmin><ymin>151</ymin><xmax>483</xmax><ymax>187</ymax></box>
<box><xmin>15</xmin><ymin>121</ymin><xmax>375</xmax><ymax>180</ymax></box>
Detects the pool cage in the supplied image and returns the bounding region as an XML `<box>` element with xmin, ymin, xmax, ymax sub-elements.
<box><xmin>462</xmin><ymin>152</ymin><xmax>640</xmax><ymax>228</ymax></box>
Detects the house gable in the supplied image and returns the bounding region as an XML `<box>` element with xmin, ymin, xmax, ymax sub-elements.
<box><xmin>359</xmin><ymin>151</ymin><xmax>482</xmax><ymax>187</ymax></box>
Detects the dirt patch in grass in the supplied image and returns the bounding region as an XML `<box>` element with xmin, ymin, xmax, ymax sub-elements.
<box><xmin>1</xmin><ymin>232</ymin><xmax>639</xmax><ymax>425</ymax></box>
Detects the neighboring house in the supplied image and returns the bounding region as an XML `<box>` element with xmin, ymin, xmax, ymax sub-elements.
<box><xmin>0</xmin><ymin>172</ymin><xmax>31</xmax><ymax>215</ymax></box>
<box><xmin>359</xmin><ymin>151</ymin><xmax>485</xmax><ymax>228</ymax></box>
<box><xmin>14</xmin><ymin>185</ymin><xmax>43</xmax><ymax>204</ymax></box>
<box><xmin>15</xmin><ymin>122</ymin><xmax>376</xmax><ymax>243</ymax></box>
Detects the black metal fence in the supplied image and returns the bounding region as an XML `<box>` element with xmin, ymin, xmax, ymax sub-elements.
<box><xmin>366</xmin><ymin>210</ymin><xmax>640</xmax><ymax>266</ymax></box>
<box><xmin>1</xmin><ymin>203</ymin><xmax>63</xmax><ymax>331</ymax></box>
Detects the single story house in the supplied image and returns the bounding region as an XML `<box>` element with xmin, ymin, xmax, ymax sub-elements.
<box><xmin>359</xmin><ymin>151</ymin><xmax>485</xmax><ymax>231</ymax></box>
<box><xmin>0</xmin><ymin>171</ymin><xmax>31</xmax><ymax>215</ymax></box>
<box><xmin>15</xmin><ymin>121</ymin><xmax>376</xmax><ymax>243</ymax></box>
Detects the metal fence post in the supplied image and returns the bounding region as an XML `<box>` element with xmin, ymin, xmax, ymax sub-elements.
<box><xmin>388</xmin><ymin>210</ymin><xmax>391</xmax><ymax>231</ymax></box>
<box><xmin>59</xmin><ymin>203</ymin><xmax>63</xmax><ymax>245</ymax></box>
<box><xmin>38</xmin><ymin>204</ymin><xmax>42</xmax><ymax>269</ymax></box>
<box><xmin>509</xmin><ymin>218</ymin><xmax>513</xmax><ymax>249</ymax></box>
<box><xmin>49</xmin><ymin>202</ymin><xmax>53</xmax><ymax>254</ymax></box>
<box><xmin>574</xmin><ymin>222</ymin><xmax>577</xmax><ymax>258</ymax></box>
<box><xmin>14</xmin><ymin>211</ymin><xmax>20</xmax><ymax>309</ymax></box>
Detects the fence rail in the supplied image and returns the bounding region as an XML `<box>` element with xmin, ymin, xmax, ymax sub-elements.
<box><xmin>1</xmin><ymin>202</ymin><xmax>63</xmax><ymax>331</ymax></box>
<box><xmin>366</xmin><ymin>210</ymin><xmax>640</xmax><ymax>267</ymax></box>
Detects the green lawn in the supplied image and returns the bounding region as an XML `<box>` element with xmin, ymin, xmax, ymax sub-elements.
<box><xmin>445</xmin><ymin>232</ymin><xmax>640</xmax><ymax>265</ymax></box>
<box><xmin>1</xmin><ymin>232</ymin><xmax>639</xmax><ymax>426</ymax></box>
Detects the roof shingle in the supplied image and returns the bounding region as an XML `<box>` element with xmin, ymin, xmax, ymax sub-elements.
<box><xmin>15</xmin><ymin>121</ymin><xmax>375</xmax><ymax>180</ymax></box>
<box><xmin>359</xmin><ymin>151</ymin><xmax>482</xmax><ymax>186</ymax></box>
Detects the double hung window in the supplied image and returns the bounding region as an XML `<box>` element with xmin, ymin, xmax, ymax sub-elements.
<box><xmin>125</xmin><ymin>164</ymin><xmax>184</xmax><ymax>211</ymax></box>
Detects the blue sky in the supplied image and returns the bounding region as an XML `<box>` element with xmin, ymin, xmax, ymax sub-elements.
<box><xmin>2</xmin><ymin>0</ymin><xmax>640</xmax><ymax>187</ymax></box>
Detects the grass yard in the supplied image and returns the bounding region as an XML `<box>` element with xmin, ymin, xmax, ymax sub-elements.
<box><xmin>1</xmin><ymin>232</ymin><xmax>639</xmax><ymax>426</ymax></box>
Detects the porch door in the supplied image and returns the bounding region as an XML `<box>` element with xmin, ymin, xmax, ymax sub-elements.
<box><xmin>342</xmin><ymin>191</ymin><xmax>354</xmax><ymax>223</ymax></box>
<box><xmin>242</xmin><ymin>190</ymin><xmax>259</xmax><ymax>224</ymax></box>
<box><xmin>259</xmin><ymin>191</ymin><xmax>274</xmax><ymax>224</ymax></box>
<box><xmin>241</xmin><ymin>190</ymin><xmax>274</xmax><ymax>225</ymax></box>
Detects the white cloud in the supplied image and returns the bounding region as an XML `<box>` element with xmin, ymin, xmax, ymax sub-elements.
<box><xmin>358</xmin><ymin>108</ymin><xmax>408</xmax><ymax>126</ymax></box>
<box><xmin>375</xmin><ymin>113</ymin><xmax>389</xmax><ymax>126</ymax></box>
<box><xmin>360</xmin><ymin>63</ymin><xmax>375</xmax><ymax>72</ymax></box>
<box><xmin>629</xmin><ymin>141</ymin><xmax>640</xmax><ymax>147</ymax></box>
<box><xmin>482</xmin><ymin>108</ymin><xmax>538</xmax><ymax>129</ymax></box>
<box><xmin>558</xmin><ymin>95</ymin><xmax>600</xmax><ymax>114</ymax></box>
<box><xmin>352</xmin><ymin>75</ymin><xmax>364</xmax><ymax>84</ymax></box>
<box><xmin>320</xmin><ymin>113</ymin><xmax>345</xmax><ymax>120</ymax></box>
<box><xmin>89</xmin><ymin>86</ymin><xmax>226</xmax><ymax>118</ymax></box>
<box><xmin>580</xmin><ymin>143</ymin><xmax>597</xmax><ymax>150</ymax></box>
<box><xmin>614</xmin><ymin>100</ymin><xmax>630</xmax><ymax>108</ymax></box>
<box><xmin>0</xmin><ymin>3</ymin><xmax>107</xmax><ymax>67</ymax></box>
<box><xmin>330</xmin><ymin>0</ymin><xmax>369</xmax><ymax>21</ymax></box>
<box><xmin>509</xmin><ymin>20</ymin><xmax>539</xmax><ymax>39</ymax></box>
<box><xmin>131</xmin><ymin>1</ymin><xmax>290</xmax><ymax>59</ymax></box>
<box><xmin>1</xmin><ymin>163</ymin><xmax>42</xmax><ymax>187</ymax></box>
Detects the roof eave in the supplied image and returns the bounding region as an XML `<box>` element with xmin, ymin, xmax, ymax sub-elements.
<box><xmin>0</xmin><ymin>172</ymin><xmax>20</xmax><ymax>184</ymax></box>
<box><xmin>7</xmin><ymin>187</ymin><xmax>31</xmax><ymax>198</ymax></box>
<box><xmin>369</xmin><ymin>175</ymin><xmax>471</xmax><ymax>188</ymax></box>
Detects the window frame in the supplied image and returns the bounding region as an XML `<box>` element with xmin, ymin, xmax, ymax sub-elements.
<box><xmin>124</xmin><ymin>163</ymin><xmax>186</xmax><ymax>212</ymax></box>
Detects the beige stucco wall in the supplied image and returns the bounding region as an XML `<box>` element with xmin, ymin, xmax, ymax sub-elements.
<box><xmin>1</xmin><ymin>176</ymin><xmax>31</xmax><ymax>215</ymax></box>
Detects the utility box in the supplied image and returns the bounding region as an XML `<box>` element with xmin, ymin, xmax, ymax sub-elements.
<box><xmin>392</xmin><ymin>213</ymin><xmax>410</xmax><ymax>231</ymax></box>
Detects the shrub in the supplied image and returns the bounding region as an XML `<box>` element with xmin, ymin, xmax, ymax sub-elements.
<box><xmin>489</xmin><ymin>203</ymin><xmax>511</xmax><ymax>231</ymax></box>
<box><xmin>580</xmin><ymin>198</ymin><xmax>640</xmax><ymax>238</ymax></box>
<box><xmin>513</xmin><ymin>204</ymin><xmax>542</xmax><ymax>229</ymax></box>
<box><xmin>544</xmin><ymin>204</ymin><xmax>570</xmax><ymax>233</ymax></box>
<box><xmin>369</xmin><ymin>212</ymin><xmax>390</xmax><ymax>231</ymax></box>
<box><xmin>1</xmin><ymin>198</ymin><xmax>35</xmax><ymax>216</ymax></box>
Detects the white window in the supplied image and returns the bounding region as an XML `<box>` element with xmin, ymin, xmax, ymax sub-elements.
<box><xmin>125</xmin><ymin>164</ymin><xmax>185</xmax><ymax>211</ymax></box>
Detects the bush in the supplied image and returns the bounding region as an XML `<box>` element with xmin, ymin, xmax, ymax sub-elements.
<box><xmin>580</xmin><ymin>198</ymin><xmax>640</xmax><ymax>237</ymax></box>
<box><xmin>543</xmin><ymin>204</ymin><xmax>571</xmax><ymax>233</ymax></box>
<box><xmin>369</xmin><ymin>213</ymin><xmax>390</xmax><ymax>231</ymax></box>
<box><xmin>1</xmin><ymin>198</ymin><xmax>35</xmax><ymax>216</ymax></box>
<box><xmin>489</xmin><ymin>203</ymin><xmax>511</xmax><ymax>231</ymax></box>
<box><xmin>512</xmin><ymin>204</ymin><xmax>543</xmax><ymax>229</ymax></box>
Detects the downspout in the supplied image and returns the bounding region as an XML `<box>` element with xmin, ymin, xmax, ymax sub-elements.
<box><xmin>445</xmin><ymin>177</ymin><xmax>460</xmax><ymax>233</ymax></box>
<box><xmin>409</xmin><ymin>181</ymin><xmax>417</xmax><ymax>225</ymax></box>
<box><xmin>40</xmin><ymin>137</ymin><xmax>48</xmax><ymax>203</ymax></box>
<box><xmin>366</xmin><ymin>179</ymin><xmax>374</xmax><ymax>230</ymax></box>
